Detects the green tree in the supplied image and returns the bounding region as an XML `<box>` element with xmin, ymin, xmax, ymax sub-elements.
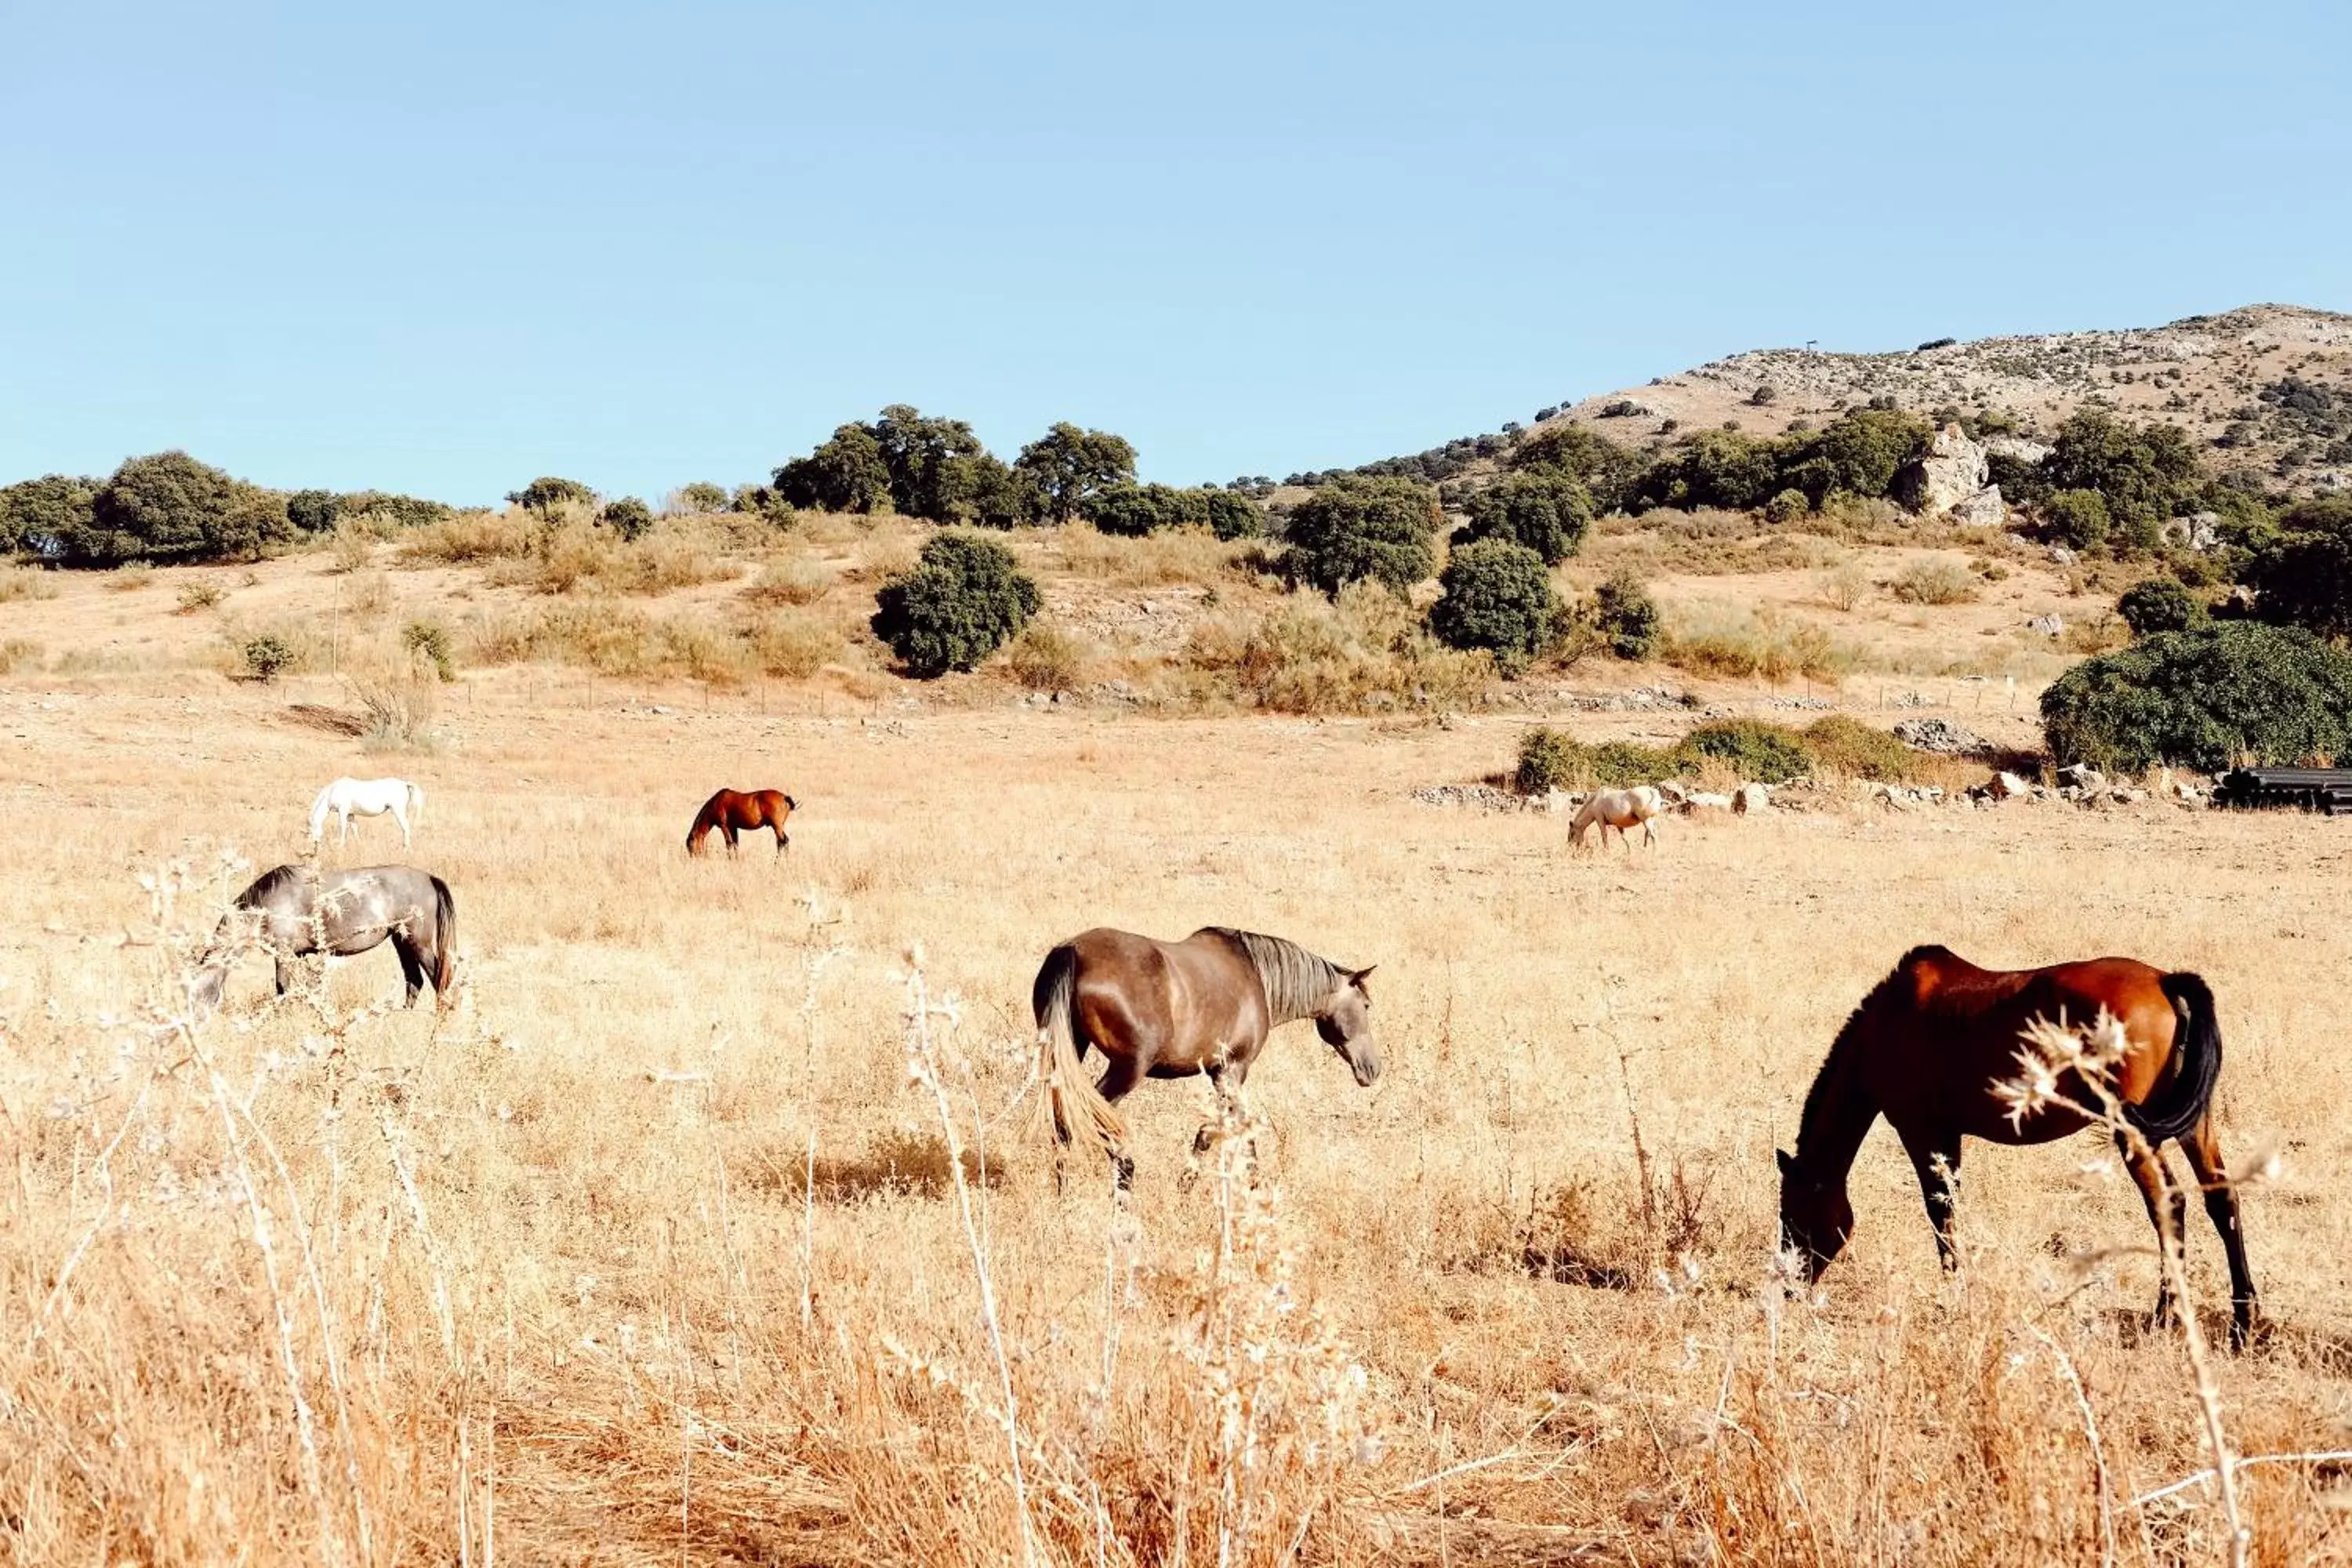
<box><xmin>676</xmin><ymin>481</ymin><xmax>730</xmax><ymax>514</ymax></box>
<box><xmin>601</xmin><ymin>496</ymin><xmax>655</xmax><ymax>541</ymax></box>
<box><xmin>1506</xmin><ymin>423</ymin><xmax>1643</xmax><ymax>513</ymax></box>
<box><xmin>70</xmin><ymin>452</ymin><xmax>289</xmax><ymax>565</ymax></box>
<box><xmin>1083</xmin><ymin>481</ymin><xmax>1196</xmax><ymax>536</ymax></box>
<box><xmin>2242</xmin><ymin>498</ymin><xmax>2352</xmax><ymax>640</ymax></box>
<box><xmin>2117</xmin><ymin>576</ymin><xmax>2203</xmax><ymax>637</ymax></box>
<box><xmin>1014</xmin><ymin>423</ymin><xmax>1137</xmax><ymax>521</ymax></box>
<box><xmin>1428</xmin><ymin>539</ymin><xmax>1555</xmax><ymax>674</ymax></box>
<box><xmin>870</xmin><ymin>531</ymin><xmax>1042</xmax><ymax>677</ymax></box>
<box><xmin>868</xmin><ymin>404</ymin><xmax>985</xmax><ymax>521</ymax></box>
<box><xmin>507</xmin><ymin>476</ymin><xmax>596</xmax><ymax>515</ymax></box>
<box><xmin>1283</xmin><ymin>476</ymin><xmax>1442</xmax><ymax>595</ymax></box>
<box><xmin>1460</xmin><ymin>470</ymin><xmax>1592</xmax><ymax>563</ymax></box>
<box><xmin>2043</xmin><ymin>488</ymin><xmax>2114</xmax><ymax>552</ymax></box>
<box><xmin>1591</xmin><ymin>571</ymin><xmax>1661</xmax><ymax>660</ymax></box>
<box><xmin>0</xmin><ymin>474</ymin><xmax>100</xmax><ymax>557</ymax></box>
<box><xmin>2040</xmin><ymin>410</ymin><xmax>2201</xmax><ymax>532</ymax></box>
<box><xmin>1200</xmin><ymin>488</ymin><xmax>1263</xmax><ymax>540</ymax></box>
<box><xmin>286</xmin><ymin>488</ymin><xmax>342</xmax><ymax>535</ymax></box>
<box><xmin>1806</xmin><ymin>407</ymin><xmax>1931</xmax><ymax>500</ymax></box>
<box><xmin>959</xmin><ymin>454</ymin><xmax>1047</xmax><ymax>528</ymax></box>
<box><xmin>2042</xmin><ymin>622</ymin><xmax>2352</xmax><ymax>771</ymax></box>
<box><xmin>775</xmin><ymin>424</ymin><xmax>894</xmax><ymax>514</ymax></box>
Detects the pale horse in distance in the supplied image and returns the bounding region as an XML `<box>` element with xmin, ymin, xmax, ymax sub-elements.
<box><xmin>1570</xmin><ymin>785</ymin><xmax>1663</xmax><ymax>851</ymax></box>
<box><xmin>310</xmin><ymin>776</ymin><xmax>425</xmax><ymax>848</ymax></box>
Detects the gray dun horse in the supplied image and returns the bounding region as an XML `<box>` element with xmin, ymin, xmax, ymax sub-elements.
<box><xmin>193</xmin><ymin>864</ymin><xmax>458</xmax><ymax>1014</ymax></box>
<box><xmin>1033</xmin><ymin>926</ymin><xmax>1378</xmax><ymax>1188</ymax></box>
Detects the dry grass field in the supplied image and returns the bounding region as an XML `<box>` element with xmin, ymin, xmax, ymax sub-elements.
<box><xmin>5</xmin><ymin>616</ymin><xmax>2352</xmax><ymax>1564</ymax></box>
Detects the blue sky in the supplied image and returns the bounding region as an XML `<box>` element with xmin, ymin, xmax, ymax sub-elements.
<box><xmin>4</xmin><ymin>1</ymin><xmax>2347</xmax><ymax>505</ymax></box>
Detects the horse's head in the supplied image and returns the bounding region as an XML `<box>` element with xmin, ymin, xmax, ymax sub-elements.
<box><xmin>1775</xmin><ymin>1148</ymin><xmax>1853</xmax><ymax>1281</ymax></box>
<box><xmin>1315</xmin><ymin>967</ymin><xmax>1381</xmax><ymax>1087</ymax></box>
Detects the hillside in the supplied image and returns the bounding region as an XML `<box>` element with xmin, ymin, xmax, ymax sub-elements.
<box><xmin>1326</xmin><ymin>303</ymin><xmax>2352</xmax><ymax>497</ymax></box>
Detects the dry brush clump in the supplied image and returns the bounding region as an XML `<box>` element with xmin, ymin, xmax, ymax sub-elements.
<box><xmin>1184</xmin><ymin>583</ymin><xmax>1490</xmax><ymax>713</ymax></box>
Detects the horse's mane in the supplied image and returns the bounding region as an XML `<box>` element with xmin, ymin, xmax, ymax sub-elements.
<box><xmin>240</xmin><ymin>862</ymin><xmax>312</xmax><ymax>906</ymax></box>
<box><xmin>1200</xmin><ymin>928</ymin><xmax>1346</xmax><ymax>1022</ymax></box>
<box><xmin>1796</xmin><ymin>944</ymin><xmax>1951</xmax><ymax>1152</ymax></box>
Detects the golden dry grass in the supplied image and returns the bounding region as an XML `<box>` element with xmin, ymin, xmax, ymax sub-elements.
<box><xmin>3</xmin><ymin>661</ymin><xmax>2351</xmax><ymax>1564</ymax></box>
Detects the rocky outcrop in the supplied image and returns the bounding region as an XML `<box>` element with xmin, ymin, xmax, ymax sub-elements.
<box><xmin>1892</xmin><ymin>717</ymin><xmax>1990</xmax><ymax>755</ymax></box>
<box><xmin>1949</xmin><ymin>485</ymin><xmax>2005</xmax><ymax>527</ymax></box>
<box><xmin>1982</xmin><ymin>435</ymin><xmax>2053</xmax><ymax>466</ymax></box>
<box><xmin>1896</xmin><ymin>423</ymin><xmax>1991</xmax><ymax>516</ymax></box>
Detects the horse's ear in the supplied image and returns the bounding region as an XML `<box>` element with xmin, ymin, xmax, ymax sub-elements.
<box><xmin>1775</xmin><ymin>1148</ymin><xmax>1795</xmax><ymax>1175</ymax></box>
<box><xmin>1350</xmin><ymin>965</ymin><xmax>1376</xmax><ymax>992</ymax></box>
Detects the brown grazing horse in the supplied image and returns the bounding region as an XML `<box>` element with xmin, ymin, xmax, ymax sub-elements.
<box><xmin>686</xmin><ymin>788</ymin><xmax>797</xmax><ymax>856</ymax></box>
<box><xmin>1033</xmin><ymin>927</ymin><xmax>1379</xmax><ymax>1188</ymax></box>
<box><xmin>1778</xmin><ymin>945</ymin><xmax>2258</xmax><ymax>1347</ymax></box>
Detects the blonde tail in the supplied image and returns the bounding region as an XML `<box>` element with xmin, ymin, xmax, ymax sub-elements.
<box><xmin>308</xmin><ymin>784</ymin><xmax>334</xmax><ymax>841</ymax></box>
<box><xmin>407</xmin><ymin>782</ymin><xmax>425</xmax><ymax>827</ymax></box>
<box><xmin>1033</xmin><ymin>947</ymin><xmax>1125</xmax><ymax>1153</ymax></box>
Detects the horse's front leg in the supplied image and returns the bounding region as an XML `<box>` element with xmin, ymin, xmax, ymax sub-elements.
<box><xmin>274</xmin><ymin>954</ymin><xmax>296</xmax><ymax>996</ymax></box>
<box><xmin>1896</xmin><ymin>1123</ymin><xmax>1964</xmax><ymax>1270</ymax></box>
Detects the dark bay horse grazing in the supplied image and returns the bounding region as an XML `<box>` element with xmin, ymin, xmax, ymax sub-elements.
<box><xmin>686</xmin><ymin>788</ymin><xmax>797</xmax><ymax>856</ymax></box>
<box><xmin>1033</xmin><ymin>927</ymin><xmax>1379</xmax><ymax>1188</ymax></box>
<box><xmin>193</xmin><ymin>864</ymin><xmax>458</xmax><ymax>1014</ymax></box>
<box><xmin>1778</xmin><ymin>945</ymin><xmax>2258</xmax><ymax>1346</ymax></box>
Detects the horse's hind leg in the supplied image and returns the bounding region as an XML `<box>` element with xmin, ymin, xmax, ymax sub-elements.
<box><xmin>2118</xmin><ymin>1131</ymin><xmax>2190</xmax><ymax>1328</ymax></box>
<box><xmin>1897</xmin><ymin>1124</ymin><xmax>1964</xmax><ymax>1270</ymax></box>
<box><xmin>1094</xmin><ymin>1057</ymin><xmax>1140</xmax><ymax>1192</ymax></box>
<box><xmin>392</xmin><ymin>938</ymin><xmax>426</xmax><ymax>1008</ymax></box>
<box><xmin>2180</xmin><ymin>1116</ymin><xmax>2261</xmax><ymax>1348</ymax></box>
<box><xmin>774</xmin><ymin>825</ymin><xmax>788</xmax><ymax>856</ymax></box>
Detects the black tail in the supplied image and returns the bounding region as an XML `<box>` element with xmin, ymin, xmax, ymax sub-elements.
<box><xmin>2126</xmin><ymin>972</ymin><xmax>2222</xmax><ymax>1145</ymax></box>
<box><xmin>430</xmin><ymin>875</ymin><xmax>458</xmax><ymax>998</ymax></box>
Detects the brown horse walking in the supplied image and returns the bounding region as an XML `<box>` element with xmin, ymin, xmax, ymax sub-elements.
<box><xmin>1033</xmin><ymin>927</ymin><xmax>1380</xmax><ymax>1189</ymax></box>
<box><xmin>686</xmin><ymin>788</ymin><xmax>797</xmax><ymax>856</ymax></box>
<box><xmin>1778</xmin><ymin>945</ymin><xmax>2259</xmax><ymax>1347</ymax></box>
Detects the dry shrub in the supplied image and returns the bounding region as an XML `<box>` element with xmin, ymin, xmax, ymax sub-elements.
<box><xmin>1815</xmin><ymin>559</ymin><xmax>1872</xmax><ymax>612</ymax></box>
<box><xmin>104</xmin><ymin>562</ymin><xmax>152</xmax><ymax>592</ymax></box>
<box><xmin>746</xmin><ymin>557</ymin><xmax>836</xmax><ymax>607</ymax></box>
<box><xmin>175</xmin><ymin>579</ymin><xmax>226</xmax><ymax>614</ymax></box>
<box><xmin>1662</xmin><ymin>603</ymin><xmax>1856</xmax><ymax>682</ymax></box>
<box><xmin>328</xmin><ymin>525</ymin><xmax>375</xmax><ymax>575</ymax></box>
<box><xmin>401</xmin><ymin>507</ymin><xmax>538</xmax><ymax>564</ymax></box>
<box><xmin>1591</xmin><ymin>509</ymin><xmax>1841</xmax><ymax>577</ymax></box>
<box><xmin>1047</xmin><ymin>521</ymin><xmax>1242</xmax><ymax>588</ymax></box>
<box><xmin>0</xmin><ymin>637</ymin><xmax>43</xmax><ymax>674</ymax></box>
<box><xmin>347</xmin><ymin>571</ymin><xmax>393</xmax><ymax>619</ymax></box>
<box><xmin>1004</xmin><ymin>622</ymin><xmax>1087</xmax><ymax>692</ymax></box>
<box><xmin>749</xmin><ymin>612</ymin><xmax>844</xmax><ymax>680</ymax></box>
<box><xmin>1888</xmin><ymin>557</ymin><xmax>1980</xmax><ymax>605</ymax></box>
<box><xmin>1187</xmin><ymin>583</ymin><xmax>1488</xmax><ymax>713</ymax></box>
<box><xmin>0</xmin><ymin>564</ymin><xmax>60</xmax><ymax>602</ymax></box>
<box><xmin>346</xmin><ymin>657</ymin><xmax>441</xmax><ymax>749</ymax></box>
<box><xmin>466</xmin><ymin>601</ymin><xmax>753</xmax><ymax>683</ymax></box>
<box><xmin>2063</xmin><ymin>612</ymin><xmax>2130</xmax><ymax>655</ymax></box>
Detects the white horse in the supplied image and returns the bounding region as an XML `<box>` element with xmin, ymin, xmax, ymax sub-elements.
<box><xmin>1570</xmin><ymin>785</ymin><xmax>1663</xmax><ymax>851</ymax></box>
<box><xmin>308</xmin><ymin>776</ymin><xmax>424</xmax><ymax>848</ymax></box>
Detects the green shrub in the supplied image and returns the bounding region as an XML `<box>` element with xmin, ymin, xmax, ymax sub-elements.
<box><xmin>1516</xmin><ymin>727</ymin><xmax>1584</xmax><ymax>792</ymax></box>
<box><xmin>507</xmin><ymin>477</ymin><xmax>595</xmax><ymax>516</ymax></box>
<box><xmin>2117</xmin><ymin>576</ymin><xmax>2202</xmax><ymax>637</ymax></box>
<box><xmin>1427</xmin><ymin>539</ymin><xmax>1554</xmax><ymax>675</ymax></box>
<box><xmin>1592</xmin><ymin>572</ymin><xmax>1661</xmax><ymax>660</ymax></box>
<box><xmin>1807</xmin><ymin>408</ymin><xmax>1932</xmax><ymax>501</ymax></box>
<box><xmin>1083</xmin><ymin>481</ymin><xmax>1198</xmax><ymax>537</ymax></box>
<box><xmin>2242</xmin><ymin>497</ymin><xmax>2352</xmax><ymax>639</ymax></box>
<box><xmin>0</xmin><ymin>474</ymin><xmax>100</xmax><ymax>557</ymax></box>
<box><xmin>241</xmin><ymin>633</ymin><xmax>296</xmax><ymax>682</ymax></box>
<box><xmin>402</xmin><ymin>619</ymin><xmax>457</xmax><ymax>681</ymax></box>
<box><xmin>870</xmin><ymin>531</ymin><xmax>1041</xmax><ymax>677</ymax></box>
<box><xmin>675</xmin><ymin>481</ymin><xmax>731</xmax><ymax>515</ymax></box>
<box><xmin>1459</xmin><ymin>470</ymin><xmax>1592</xmax><ymax>563</ymax></box>
<box><xmin>2041</xmin><ymin>622</ymin><xmax>2352</xmax><ymax>771</ymax></box>
<box><xmin>1764</xmin><ymin>488</ymin><xmax>1809</xmax><ymax>526</ymax></box>
<box><xmin>1200</xmin><ymin>488</ymin><xmax>1263</xmax><ymax>541</ymax></box>
<box><xmin>957</xmin><ymin>454</ymin><xmax>1047</xmax><ymax>528</ymax></box>
<box><xmin>1283</xmin><ymin>476</ymin><xmax>1442</xmax><ymax>595</ymax></box>
<box><xmin>1014</xmin><ymin>423</ymin><xmax>1138</xmax><ymax>522</ymax></box>
<box><xmin>2043</xmin><ymin>488</ymin><xmax>2114</xmax><ymax>551</ymax></box>
<box><xmin>2039</xmin><ymin>409</ymin><xmax>2201</xmax><ymax>534</ymax></box>
<box><xmin>601</xmin><ymin>497</ymin><xmax>655</xmax><ymax>541</ymax></box>
<box><xmin>286</xmin><ymin>488</ymin><xmax>341</xmax><ymax>535</ymax></box>
<box><xmin>867</xmin><ymin>404</ymin><xmax>985</xmax><ymax>521</ymax></box>
<box><xmin>174</xmin><ymin>579</ymin><xmax>224</xmax><ymax>614</ymax></box>
<box><xmin>1677</xmin><ymin>720</ymin><xmax>1814</xmax><ymax>782</ymax></box>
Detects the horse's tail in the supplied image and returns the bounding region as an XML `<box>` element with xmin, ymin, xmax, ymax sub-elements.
<box><xmin>308</xmin><ymin>783</ymin><xmax>334</xmax><ymax>840</ymax></box>
<box><xmin>430</xmin><ymin>875</ymin><xmax>458</xmax><ymax>1001</ymax></box>
<box><xmin>2128</xmin><ymin>972</ymin><xmax>2224</xmax><ymax>1145</ymax></box>
<box><xmin>407</xmin><ymin>782</ymin><xmax>424</xmax><ymax>826</ymax></box>
<box><xmin>1032</xmin><ymin>944</ymin><xmax>1124</xmax><ymax>1153</ymax></box>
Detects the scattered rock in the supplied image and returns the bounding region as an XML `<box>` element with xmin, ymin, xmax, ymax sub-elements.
<box><xmin>1764</xmin><ymin>695</ymin><xmax>1832</xmax><ymax>710</ymax></box>
<box><xmin>2161</xmin><ymin>512</ymin><xmax>2221</xmax><ymax>552</ymax></box>
<box><xmin>1990</xmin><ymin>771</ymin><xmax>2034</xmax><ymax>800</ymax></box>
<box><xmin>2056</xmin><ymin>763</ymin><xmax>2107</xmax><ymax>792</ymax></box>
<box><xmin>1410</xmin><ymin>784</ymin><xmax>1581</xmax><ymax>814</ymax></box>
<box><xmin>1731</xmin><ymin>783</ymin><xmax>1772</xmax><ymax>815</ymax></box>
<box><xmin>1896</xmin><ymin>423</ymin><xmax>1991</xmax><ymax>515</ymax></box>
<box><xmin>1892</xmin><ymin>717</ymin><xmax>1989</xmax><ymax>756</ymax></box>
<box><xmin>1682</xmin><ymin>792</ymin><xmax>1734</xmax><ymax>812</ymax></box>
<box><xmin>1547</xmin><ymin>684</ymin><xmax>1695</xmax><ymax>713</ymax></box>
<box><xmin>2026</xmin><ymin>614</ymin><xmax>2066</xmax><ymax>637</ymax></box>
<box><xmin>1984</xmin><ymin>435</ymin><xmax>2054</xmax><ymax>466</ymax></box>
<box><xmin>2048</xmin><ymin>546</ymin><xmax>2078</xmax><ymax>566</ymax></box>
<box><xmin>1655</xmin><ymin>780</ymin><xmax>1691</xmax><ymax>806</ymax></box>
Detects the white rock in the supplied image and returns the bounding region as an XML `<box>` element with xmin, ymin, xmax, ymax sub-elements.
<box><xmin>1731</xmin><ymin>783</ymin><xmax>1772</xmax><ymax>815</ymax></box>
